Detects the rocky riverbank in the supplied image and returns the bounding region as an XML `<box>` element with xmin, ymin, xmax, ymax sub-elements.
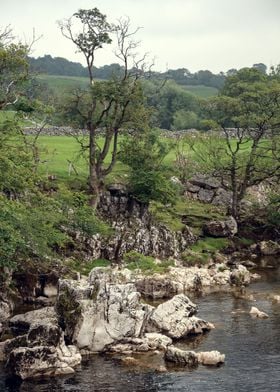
<box><xmin>0</xmin><ymin>260</ymin><xmax>261</xmax><ymax>380</ymax></box>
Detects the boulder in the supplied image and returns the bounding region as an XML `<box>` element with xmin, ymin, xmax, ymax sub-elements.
<box><xmin>198</xmin><ymin>188</ymin><xmax>215</xmax><ymax>203</ymax></box>
<box><xmin>212</xmin><ymin>188</ymin><xmax>233</xmax><ymax>206</ymax></box>
<box><xmin>146</xmin><ymin>294</ymin><xmax>213</xmax><ymax>339</ymax></box>
<box><xmin>6</xmin><ymin>344</ymin><xmax>81</xmax><ymax>380</ymax></box>
<box><xmin>258</xmin><ymin>241</ymin><xmax>280</xmax><ymax>256</ymax></box>
<box><xmin>106</xmin><ymin>333</ymin><xmax>172</xmax><ymax>354</ymax></box>
<box><xmin>230</xmin><ymin>265</ymin><xmax>251</xmax><ymax>286</ymax></box>
<box><xmin>249</xmin><ymin>306</ymin><xmax>269</xmax><ymax>319</ymax></box>
<box><xmin>197</xmin><ymin>350</ymin><xmax>225</xmax><ymax>366</ymax></box>
<box><xmin>189</xmin><ymin>175</ymin><xmax>220</xmax><ymax>190</ymax></box>
<box><xmin>57</xmin><ymin>278</ymin><xmax>153</xmax><ymax>352</ymax></box>
<box><xmin>164</xmin><ymin>347</ymin><xmax>225</xmax><ymax>367</ymax></box>
<box><xmin>203</xmin><ymin>216</ymin><xmax>238</xmax><ymax>237</ymax></box>
<box><xmin>5</xmin><ymin>306</ymin><xmax>82</xmax><ymax>379</ymax></box>
<box><xmin>165</xmin><ymin>346</ymin><xmax>198</xmax><ymax>366</ymax></box>
<box><xmin>9</xmin><ymin>307</ymin><xmax>58</xmax><ymax>336</ymax></box>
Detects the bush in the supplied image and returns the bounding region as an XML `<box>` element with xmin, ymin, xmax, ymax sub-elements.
<box><xmin>119</xmin><ymin>130</ymin><xmax>178</xmax><ymax>204</ymax></box>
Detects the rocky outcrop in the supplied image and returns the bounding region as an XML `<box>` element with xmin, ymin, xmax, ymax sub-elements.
<box><xmin>88</xmin><ymin>264</ymin><xmax>255</xmax><ymax>300</ymax></box>
<box><xmin>203</xmin><ymin>216</ymin><xmax>238</xmax><ymax>237</ymax></box>
<box><xmin>146</xmin><ymin>294</ymin><xmax>214</xmax><ymax>339</ymax></box>
<box><xmin>56</xmin><ymin>278</ymin><xmax>153</xmax><ymax>353</ymax></box>
<box><xmin>69</xmin><ymin>190</ymin><xmax>196</xmax><ymax>262</ymax></box>
<box><xmin>3</xmin><ymin>307</ymin><xmax>81</xmax><ymax>379</ymax></box>
<box><xmin>185</xmin><ymin>175</ymin><xmax>232</xmax><ymax>207</ymax></box>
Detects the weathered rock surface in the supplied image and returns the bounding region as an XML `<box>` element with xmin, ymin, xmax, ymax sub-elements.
<box><xmin>7</xmin><ymin>344</ymin><xmax>81</xmax><ymax>379</ymax></box>
<box><xmin>69</xmin><ymin>191</ymin><xmax>196</xmax><ymax>262</ymax></box>
<box><xmin>87</xmin><ymin>264</ymin><xmax>254</xmax><ymax>300</ymax></box>
<box><xmin>249</xmin><ymin>306</ymin><xmax>269</xmax><ymax>319</ymax></box>
<box><xmin>9</xmin><ymin>307</ymin><xmax>58</xmax><ymax>336</ymax></box>
<box><xmin>258</xmin><ymin>241</ymin><xmax>280</xmax><ymax>256</ymax></box>
<box><xmin>4</xmin><ymin>307</ymin><xmax>81</xmax><ymax>379</ymax></box>
<box><xmin>165</xmin><ymin>346</ymin><xmax>198</xmax><ymax>366</ymax></box>
<box><xmin>57</xmin><ymin>278</ymin><xmax>153</xmax><ymax>353</ymax></box>
<box><xmin>165</xmin><ymin>346</ymin><xmax>225</xmax><ymax>367</ymax></box>
<box><xmin>145</xmin><ymin>294</ymin><xmax>213</xmax><ymax>339</ymax></box>
<box><xmin>203</xmin><ymin>216</ymin><xmax>238</xmax><ymax>237</ymax></box>
<box><xmin>196</xmin><ymin>350</ymin><xmax>225</xmax><ymax>365</ymax></box>
<box><xmin>106</xmin><ymin>333</ymin><xmax>172</xmax><ymax>354</ymax></box>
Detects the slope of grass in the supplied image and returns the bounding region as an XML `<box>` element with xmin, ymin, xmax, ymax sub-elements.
<box><xmin>37</xmin><ymin>74</ymin><xmax>90</xmax><ymax>95</ymax></box>
<box><xmin>181</xmin><ymin>84</ymin><xmax>218</xmax><ymax>98</ymax></box>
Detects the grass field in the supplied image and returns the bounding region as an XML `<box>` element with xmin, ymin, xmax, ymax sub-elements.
<box><xmin>181</xmin><ymin>84</ymin><xmax>218</xmax><ymax>98</ymax></box>
<box><xmin>37</xmin><ymin>74</ymin><xmax>218</xmax><ymax>99</ymax></box>
<box><xmin>37</xmin><ymin>74</ymin><xmax>90</xmax><ymax>94</ymax></box>
<box><xmin>36</xmin><ymin>135</ymin><xmax>194</xmax><ymax>181</ymax></box>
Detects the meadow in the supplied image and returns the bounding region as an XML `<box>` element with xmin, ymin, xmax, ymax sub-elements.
<box><xmin>37</xmin><ymin>74</ymin><xmax>218</xmax><ymax>99</ymax></box>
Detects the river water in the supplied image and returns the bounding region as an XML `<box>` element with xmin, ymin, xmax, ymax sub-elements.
<box><xmin>0</xmin><ymin>263</ymin><xmax>279</xmax><ymax>392</ymax></box>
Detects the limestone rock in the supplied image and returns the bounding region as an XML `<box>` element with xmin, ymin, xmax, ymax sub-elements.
<box><xmin>165</xmin><ymin>346</ymin><xmax>198</xmax><ymax>366</ymax></box>
<box><xmin>197</xmin><ymin>350</ymin><xmax>225</xmax><ymax>365</ymax></box>
<box><xmin>230</xmin><ymin>265</ymin><xmax>251</xmax><ymax>286</ymax></box>
<box><xmin>249</xmin><ymin>306</ymin><xmax>269</xmax><ymax>319</ymax></box>
<box><xmin>259</xmin><ymin>241</ymin><xmax>280</xmax><ymax>256</ymax></box>
<box><xmin>6</xmin><ymin>344</ymin><xmax>81</xmax><ymax>380</ymax></box>
<box><xmin>146</xmin><ymin>294</ymin><xmax>213</xmax><ymax>339</ymax></box>
<box><xmin>9</xmin><ymin>307</ymin><xmax>58</xmax><ymax>336</ymax></box>
<box><xmin>189</xmin><ymin>175</ymin><xmax>220</xmax><ymax>190</ymax></box>
<box><xmin>203</xmin><ymin>216</ymin><xmax>238</xmax><ymax>237</ymax></box>
<box><xmin>57</xmin><ymin>278</ymin><xmax>153</xmax><ymax>352</ymax></box>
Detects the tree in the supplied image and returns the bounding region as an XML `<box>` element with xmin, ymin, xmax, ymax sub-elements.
<box><xmin>0</xmin><ymin>38</ymin><xmax>29</xmax><ymax>110</ymax></box>
<box><xmin>190</xmin><ymin>68</ymin><xmax>280</xmax><ymax>219</ymax></box>
<box><xmin>119</xmin><ymin>130</ymin><xmax>177</xmax><ymax>204</ymax></box>
<box><xmin>58</xmin><ymin>8</ymin><xmax>150</xmax><ymax>207</ymax></box>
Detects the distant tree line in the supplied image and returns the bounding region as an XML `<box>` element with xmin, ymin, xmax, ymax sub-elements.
<box><xmin>28</xmin><ymin>54</ymin><xmax>268</xmax><ymax>90</ymax></box>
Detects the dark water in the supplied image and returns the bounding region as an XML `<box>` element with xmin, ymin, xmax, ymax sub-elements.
<box><xmin>1</xmin><ymin>264</ymin><xmax>279</xmax><ymax>392</ymax></box>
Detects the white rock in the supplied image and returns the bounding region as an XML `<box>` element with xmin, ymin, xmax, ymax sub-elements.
<box><xmin>249</xmin><ymin>306</ymin><xmax>269</xmax><ymax>319</ymax></box>
<box><xmin>197</xmin><ymin>350</ymin><xmax>225</xmax><ymax>365</ymax></box>
<box><xmin>146</xmin><ymin>294</ymin><xmax>213</xmax><ymax>338</ymax></box>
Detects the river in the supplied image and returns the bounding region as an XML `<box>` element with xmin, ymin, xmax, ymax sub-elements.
<box><xmin>0</xmin><ymin>262</ymin><xmax>279</xmax><ymax>392</ymax></box>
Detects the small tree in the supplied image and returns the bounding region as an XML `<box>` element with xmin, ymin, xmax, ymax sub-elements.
<box><xmin>58</xmin><ymin>8</ymin><xmax>150</xmax><ymax>207</ymax></box>
<box><xmin>119</xmin><ymin>130</ymin><xmax>177</xmax><ymax>204</ymax></box>
<box><xmin>189</xmin><ymin>68</ymin><xmax>280</xmax><ymax>219</ymax></box>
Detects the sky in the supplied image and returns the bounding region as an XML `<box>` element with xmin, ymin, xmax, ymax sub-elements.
<box><xmin>0</xmin><ymin>0</ymin><xmax>279</xmax><ymax>73</ymax></box>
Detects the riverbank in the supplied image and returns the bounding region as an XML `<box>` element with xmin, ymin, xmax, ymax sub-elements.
<box><xmin>0</xmin><ymin>261</ymin><xmax>279</xmax><ymax>392</ymax></box>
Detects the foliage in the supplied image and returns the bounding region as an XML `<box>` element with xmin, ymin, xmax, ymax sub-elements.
<box><xmin>0</xmin><ymin>194</ymin><xmax>67</xmax><ymax>268</ymax></box>
<box><xmin>123</xmin><ymin>251</ymin><xmax>173</xmax><ymax>273</ymax></box>
<box><xmin>0</xmin><ymin>40</ymin><xmax>29</xmax><ymax>110</ymax></box>
<box><xmin>191</xmin><ymin>68</ymin><xmax>280</xmax><ymax>218</ymax></box>
<box><xmin>119</xmin><ymin>130</ymin><xmax>178</xmax><ymax>204</ymax></box>
<box><xmin>56</xmin><ymin>188</ymin><xmax>113</xmax><ymax>237</ymax></box>
<box><xmin>266</xmin><ymin>193</ymin><xmax>280</xmax><ymax>231</ymax></box>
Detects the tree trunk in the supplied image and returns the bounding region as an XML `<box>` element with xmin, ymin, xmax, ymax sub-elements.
<box><xmin>88</xmin><ymin>125</ymin><xmax>100</xmax><ymax>209</ymax></box>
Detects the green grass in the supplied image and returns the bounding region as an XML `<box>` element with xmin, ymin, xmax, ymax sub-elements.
<box><xmin>181</xmin><ymin>85</ymin><xmax>218</xmax><ymax>98</ymax></box>
<box><xmin>67</xmin><ymin>258</ymin><xmax>111</xmax><ymax>275</ymax></box>
<box><xmin>37</xmin><ymin>74</ymin><xmax>90</xmax><ymax>93</ymax></box>
<box><xmin>123</xmin><ymin>251</ymin><xmax>174</xmax><ymax>274</ymax></box>
<box><xmin>181</xmin><ymin>237</ymin><xmax>229</xmax><ymax>266</ymax></box>
<box><xmin>37</xmin><ymin>75</ymin><xmax>218</xmax><ymax>99</ymax></box>
<box><xmin>150</xmin><ymin>198</ymin><xmax>226</xmax><ymax>233</ymax></box>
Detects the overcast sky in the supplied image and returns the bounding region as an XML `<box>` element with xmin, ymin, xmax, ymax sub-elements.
<box><xmin>0</xmin><ymin>0</ymin><xmax>279</xmax><ymax>73</ymax></box>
